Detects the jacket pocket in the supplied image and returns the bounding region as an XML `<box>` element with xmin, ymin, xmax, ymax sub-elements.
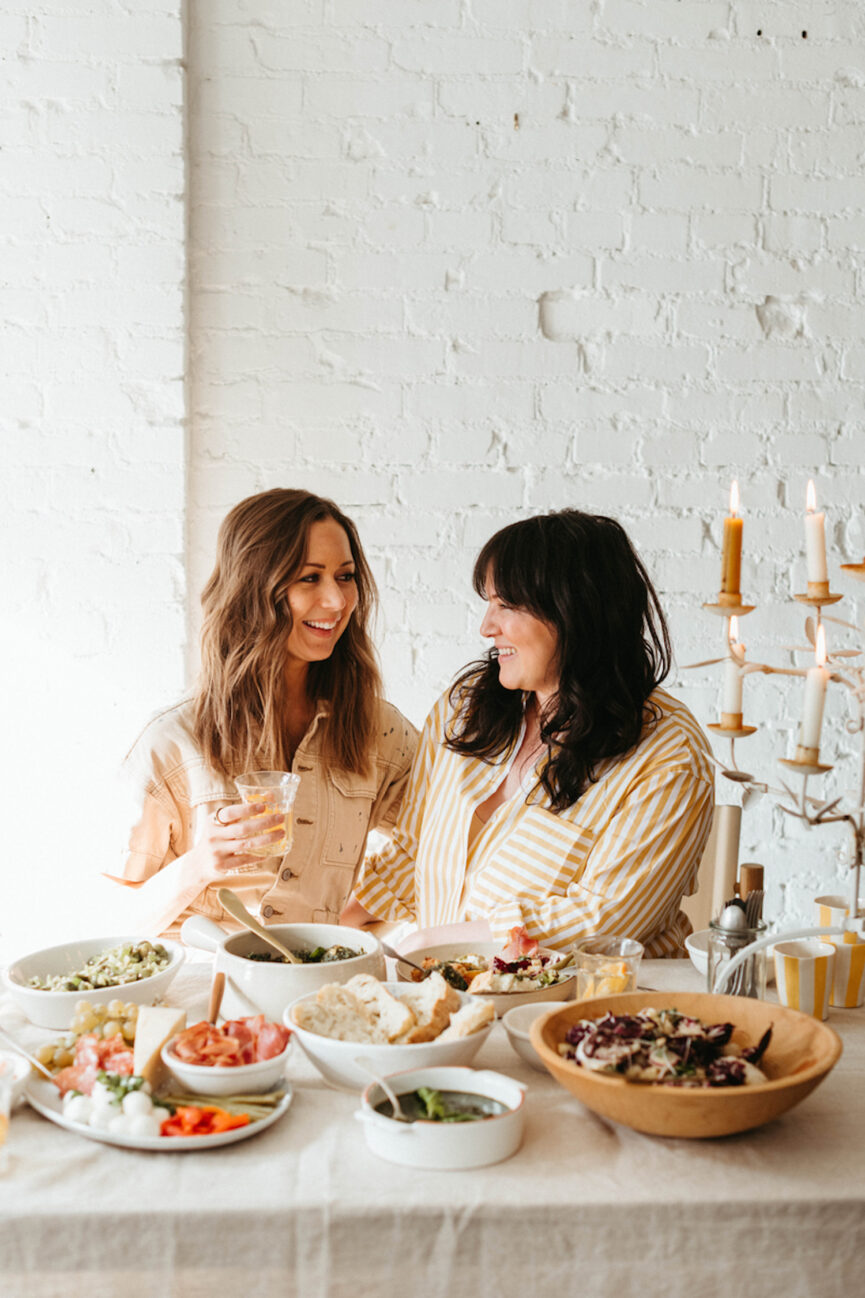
<box><xmin>322</xmin><ymin>768</ymin><xmax>377</xmax><ymax>867</ymax></box>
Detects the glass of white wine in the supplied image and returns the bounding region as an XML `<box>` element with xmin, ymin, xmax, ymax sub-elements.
<box><xmin>234</xmin><ymin>771</ymin><xmax>302</xmax><ymax>860</ymax></box>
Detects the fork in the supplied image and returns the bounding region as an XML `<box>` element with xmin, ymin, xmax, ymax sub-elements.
<box><xmin>731</xmin><ymin>890</ymin><xmax>765</xmax><ymax>995</ymax></box>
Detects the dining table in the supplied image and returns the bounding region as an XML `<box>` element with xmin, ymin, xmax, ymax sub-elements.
<box><xmin>1</xmin><ymin>953</ymin><xmax>863</xmax><ymax>1298</ymax></box>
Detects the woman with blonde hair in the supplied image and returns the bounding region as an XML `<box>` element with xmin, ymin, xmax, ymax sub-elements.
<box><xmin>112</xmin><ymin>488</ymin><xmax>416</xmax><ymax>936</ymax></box>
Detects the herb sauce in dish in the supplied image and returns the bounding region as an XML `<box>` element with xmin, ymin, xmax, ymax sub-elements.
<box><xmin>373</xmin><ymin>1086</ymin><xmax>508</xmax><ymax>1123</ymax></box>
<box><xmin>244</xmin><ymin>944</ymin><xmax>361</xmax><ymax>965</ymax></box>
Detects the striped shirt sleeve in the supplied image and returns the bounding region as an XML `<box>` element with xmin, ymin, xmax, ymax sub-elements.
<box><xmin>473</xmin><ymin>760</ymin><xmax>714</xmax><ymax>957</ymax></box>
<box><xmin>354</xmin><ymin>693</ymin><xmax>448</xmax><ymax>922</ymax></box>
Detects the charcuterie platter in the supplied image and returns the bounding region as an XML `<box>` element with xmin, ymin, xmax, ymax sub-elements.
<box><xmin>25</xmin><ymin>1076</ymin><xmax>293</xmax><ymax>1152</ymax></box>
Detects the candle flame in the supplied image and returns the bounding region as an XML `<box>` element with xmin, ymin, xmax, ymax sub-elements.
<box><xmin>729</xmin><ymin>480</ymin><xmax>740</xmax><ymax>517</ymax></box>
<box><xmin>806</xmin><ymin>478</ymin><xmax>817</xmax><ymax>514</ymax></box>
<box><xmin>729</xmin><ymin>616</ymin><xmax>739</xmax><ymax>644</ymax></box>
<box><xmin>815</xmin><ymin>622</ymin><xmax>827</xmax><ymax>668</ymax></box>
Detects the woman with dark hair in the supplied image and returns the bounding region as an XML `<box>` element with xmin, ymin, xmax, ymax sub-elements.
<box><xmin>111</xmin><ymin>489</ymin><xmax>416</xmax><ymax>936</ymax></box>
<box><xmin>345</xmin><ymin>509</ymin><xmax>713</xmax><ymax>956</ymax></box>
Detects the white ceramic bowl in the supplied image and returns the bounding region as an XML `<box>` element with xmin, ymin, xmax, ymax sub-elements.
<box><xmin>394</xmin><ymin>940</ymin><xmax>576</xmax><ymax>1016</ymax></box>
<box><xmin>2</xmin><ymin>936</ymin><xmax>185</xmax><ymax>1030</ymax></box>
<box><xmin>0</xmin><ymin>1051</ymin><xmax>33</xmax><ymax>1107</ymax></box>
<box><xmin>160</xmin><ymin>1033</ymin><xmax>292</xmax><ymax>1097</ymax></box>
<box><xmin>181</xmin><ymin>916</ymin><xmax>385</xmax><ymax>1022</ymax></box>
<box><xmin>685</xmin><ymin>928</ymin><xmax>775</xmax><ymax>985</ymax></box>
<box><xmin>285</xmin><ymin>983</ymin><xmax>494</xmax><ymax>1090</ymax></box>
<box><xmin>502</xmin><ymin>1001</ymin><xmax>573</xmax><ymax>1073</ymax></box>
<box><xmin>357</xmin><ymin>1065</ymin><xmax>526</xmax><ymax>1169</ymax></box>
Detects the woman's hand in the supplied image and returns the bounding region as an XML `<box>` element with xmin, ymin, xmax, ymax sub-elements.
<box><xmin>191</xmin><ymin>802</ymin><xmax>287</xmax><ymax>886</ymax></box>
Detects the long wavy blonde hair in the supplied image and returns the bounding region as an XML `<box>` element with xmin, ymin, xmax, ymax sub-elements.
<box><xmin>194</xmin><ymin>489</ymin><xmax>382</xmax><ymax>778</ymax></box>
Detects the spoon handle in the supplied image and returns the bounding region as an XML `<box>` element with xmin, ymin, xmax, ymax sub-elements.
<box><xmin>207</xmin><ymin>971</ymin><xmax>226</xmax><ymax>1024</ymax></box>
<box><xmin>0</xmin><ymin>1026</ymin><xmax>55</xmax><ymax>1082</ymax></box>
<box><xmin>216</xmin><ymin>887</ymin><xmax>302</xmax><ymax>963</ymax></box>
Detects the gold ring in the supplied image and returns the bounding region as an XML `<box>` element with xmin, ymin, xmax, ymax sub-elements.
<box><xmin>213</xmin><ymin>807</ymin><xmax>229</xmax><ymax>827</ymax></box>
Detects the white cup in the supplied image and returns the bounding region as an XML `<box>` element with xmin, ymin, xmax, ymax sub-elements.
<box><xmin>773</xmin><ymin>939</ymin><xmax>835</xmax><ymax>1020</ymax></box>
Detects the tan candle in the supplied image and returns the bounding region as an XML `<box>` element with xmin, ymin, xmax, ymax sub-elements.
<box><xmin>720</xmin><ymin>480</ymin><xmax>742</xmax><ymax>596</ymax></box>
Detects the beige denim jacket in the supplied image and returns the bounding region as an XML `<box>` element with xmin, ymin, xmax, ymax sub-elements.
<box><xmin>118</xmin><ymin>698</ymin><xmax>417</xmax><ymax>935</ymax></box>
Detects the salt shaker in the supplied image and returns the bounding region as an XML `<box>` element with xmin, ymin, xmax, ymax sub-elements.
<box><xmin>707</xmin><ymin>901</ymin><xmax>767</xmax><ymax>998</ymax></box>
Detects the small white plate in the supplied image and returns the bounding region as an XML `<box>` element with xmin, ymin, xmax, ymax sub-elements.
<box><xmin>25</xmin><ymin>1077</ymin><xmax>293</xmax><ymax>1151</ymax></box>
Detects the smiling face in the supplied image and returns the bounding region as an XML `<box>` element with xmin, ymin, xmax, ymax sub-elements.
<box><xmin>479</xmin><ymin>579</ymin><xmax>560</xmax><ymax>706</ymax></box>
<box><xmin>283</xmin><ymin>519</ymin><xmax>359</xmax><ymax>672</ymax></box>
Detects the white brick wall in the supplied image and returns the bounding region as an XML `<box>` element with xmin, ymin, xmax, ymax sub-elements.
<box><xmin>1</xmin><ymin>3</ymin><xmax>186</xmax><ymax>956</ymax></box>
<box><xmin>187</xmin><ymin>1</ymin><xmax>865</xmax><ymax>936</ymax></box>
<box><xmin>4</xmin><ymin>1</ymin><xmax>864</xmax><ymax>953</ymax></box>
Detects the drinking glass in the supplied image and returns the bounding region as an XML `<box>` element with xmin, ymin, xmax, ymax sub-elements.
<box><xmin>574</xmin><ymin>936</ymin><xmax>643</xmax><ymax>999</ymax></box>
<box><xmin>234</xmin><ymin>771</ymin><xmax>301</xmax><ymax>860</ymax></box>
<box><xmin>0</xmin><ymin>1070</ymin><xmax>12</xmax><ymax>1175</ymax></box>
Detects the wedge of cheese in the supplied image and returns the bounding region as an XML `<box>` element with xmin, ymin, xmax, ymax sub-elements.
<box><xmin>133</xmin><ymin>1006</ymin><xmax>187</xmax><ymax>1090</ymax></box>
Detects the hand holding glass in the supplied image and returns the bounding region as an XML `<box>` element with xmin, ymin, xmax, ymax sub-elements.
<box><xmin>234</xmin><ymin>771</ymin><xmax>301</xmax><ymax>860</ymax></box>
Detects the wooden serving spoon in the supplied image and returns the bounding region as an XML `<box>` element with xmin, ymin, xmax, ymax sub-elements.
<box><xmin>216</xmin><ymin>887</ymin><xmax>302</xmax><ymax>964</ymax></box>
<box><xmin>207</xmin><ymin>971</ymin><xmax>226</xmax><ymax>1024</ymax></box>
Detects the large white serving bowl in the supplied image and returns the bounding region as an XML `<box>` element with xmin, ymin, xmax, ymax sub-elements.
<box><xmin>357</xmin><ymin>1066</ymin><xmax>526</xmax><ymax>1169</ymax></box>
<box><xmin>2</xmin><ymin>936</ymin><xmax>185</xmax><ymax>1030</ymax></box>
<box><xmin>181</xmin><ymin>916</ymin><xmax>385</xmax><ymax>1023</ymax></box>
<box><xmin>285</xmin><ymin>983</ymin><xmax>494</xmax><ymax>1091</ymax></box>
<box><xmin>161</xmin><ymin>1033</ymin><xmax>292</xmax><ymax>1097</ymax></box>
<box><xmin>395</xmin><ymin>940</ymin><xmax>576</xmax><ymax>1016</ymax></box>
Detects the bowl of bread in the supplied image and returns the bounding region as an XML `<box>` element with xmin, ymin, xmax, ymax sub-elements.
<box><xmin>286</xmin><ymin>974</ymin><xmax>495</xmax><ymax>1090</ymax></box>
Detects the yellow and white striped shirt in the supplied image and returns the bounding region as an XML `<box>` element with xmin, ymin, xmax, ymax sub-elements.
<box><xmin>355</xmin><ymin>686</ymin><xmax>714</xmax><ymax>957</ymax></box>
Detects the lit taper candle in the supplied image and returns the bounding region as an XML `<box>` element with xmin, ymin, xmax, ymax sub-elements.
<box><xmin>804</xmin><ymin>479</ymin><xmax>828</xmax><ymax>586</ymax></box>
<box><xmin>720</xmin><ymin>480</ymin><xmax>742</xmax><ymax>598</ymax></box>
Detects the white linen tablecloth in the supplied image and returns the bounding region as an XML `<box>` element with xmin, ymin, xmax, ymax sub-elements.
<box><xmin>1</xmin><ymin>958</ymin><xmax>863</xmax><ymax>1298</ymax></box>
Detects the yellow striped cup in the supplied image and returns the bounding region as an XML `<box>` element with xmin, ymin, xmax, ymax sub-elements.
<box><xmin>773</xmin><ymin>940</ymin><xmax>835</xmax><ymax>1020</ymax></box>
<box><xmin>814</xmin><ymin>893</ymin><xmax>865</xmax><ymax>930</ymax></box>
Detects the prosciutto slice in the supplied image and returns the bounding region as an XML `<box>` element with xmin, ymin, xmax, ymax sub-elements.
<box><xmin>500</xmin><ymin>925</ymin><xmax>540</xmax><ymax>962</ymax></box>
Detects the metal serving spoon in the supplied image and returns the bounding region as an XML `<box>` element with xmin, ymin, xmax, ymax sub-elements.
<box><xmin>355</xmin><ymin>1056</ymin><xmax>410</xmax><ymax>1123</ymax></box>
<box><xmin>217</xmin><ymin>887</ymin><xmax>302</xmax><ymax>964</ymax></box>
<box><xmin>0</xmin><ymin>1025</ymin><xmax>55</xmax><ymax>1082</ymax></box>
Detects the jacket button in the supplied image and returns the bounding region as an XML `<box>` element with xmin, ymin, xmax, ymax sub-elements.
<box><xmin>281</xmin><ymin>868</ymin><xmax>293</xmax><ymax>881</ymax></box>
<box><xmin>262</xmin><ymin>905</ymin><xmax>274</xmax><ymax>919</ymax></box>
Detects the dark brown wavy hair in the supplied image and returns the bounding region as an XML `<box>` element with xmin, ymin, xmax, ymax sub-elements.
<box><xmin>194</xmin><ymin>489</ymin><xmax>382</xmax><ymax>778</ymax></box>
<box><xmin>445</xmin><ymin>510</ymin><xmax>671</xmax><ymax>812</ymax></box>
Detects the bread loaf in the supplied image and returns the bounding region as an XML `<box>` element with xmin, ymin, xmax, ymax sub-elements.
<box><xmin>345</xmin><ymin>973</ymin><xmax>416</xmax><ymax>1042</ymax></box>
<box><xmin>393</xmin><ymin>971</ymin><xmax>462</xmax><ymax>1043</ymax></box>
<box><xmin>292</xmin><ymin>983</ymin><xmax>380</xmax><ymax>1042</ymax></box>
<box><xmin>437</xmin><ymin>999</ymin><xmax>496</xmax><ymax>1040</ymax></box>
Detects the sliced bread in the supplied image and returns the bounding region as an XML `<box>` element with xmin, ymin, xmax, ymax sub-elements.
<box><xmin>437</xmin><ymin>998</ymin><xmax>496</xmax><ymax>1040</ymax></box>
<box><xmin>292</xmin><ymin>983</ymin><xmax>380</xmax><ymax>1043</ymax></box>
<box><xmin>393</xmin><ymin>972</ymin><xmax>462</xmax><ymax>1043</ymax></box>
<box><xmin>345</xmin><ymin>973</ymin><xmax>416</xmax><ymax>1042</ymax></box>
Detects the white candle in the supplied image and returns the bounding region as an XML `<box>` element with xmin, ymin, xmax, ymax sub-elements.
<box><xmin>799</xmin><ymin>624</ymin><xmax>830</xmax><ymax>750</ymax></box>
<box><xmin>805</xmin><ymin>479</ymin><xmax>828</xmax><ymax>585</ymax></box>
<box><xmin>722</xmin><ymin>617</ymin><xmax>743</xmax><ymax>715</ymax></box>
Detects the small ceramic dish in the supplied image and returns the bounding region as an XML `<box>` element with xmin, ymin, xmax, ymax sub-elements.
<box><xmin>2</xmin><ymin>937</ymin><xmax>185</xmax><ymax>1030</ymax></box>
<box><xmin>501</xmin><ymin>1001</ymin><xmax>573</xmax><ymax>1072</ymax></box>
<box><xmin>356</xmin><ymin>1065</ymin><xmax>526</xmax><ymax>1169</ymax></box>
<box><xmin>285</xmin><ymin>983</ymin><xmax>494</xmax><ymax>1090</ymax></box>
<box><xmin>160</xmin><ymin>1036</ymin><xmax>292</xmax><ymax>1097</ymax></box>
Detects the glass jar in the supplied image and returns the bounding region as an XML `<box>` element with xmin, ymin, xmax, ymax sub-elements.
<box><xmin>707</xmin><ymin>919</ymin><xmax>768</xmax><ymax>998</ymax></box>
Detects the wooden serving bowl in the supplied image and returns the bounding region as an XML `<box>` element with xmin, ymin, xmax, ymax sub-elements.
<box><xmin>530</xmin><ymin>990</ymin><xmax>842</xmax><ymax>1139</ymax></box>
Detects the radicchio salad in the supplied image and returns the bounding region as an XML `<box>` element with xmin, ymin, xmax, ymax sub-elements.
<box><xmin>558</xmin><ymin>1006</ymin><xmax>773</xmax><ymax>1088</ymax></box>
